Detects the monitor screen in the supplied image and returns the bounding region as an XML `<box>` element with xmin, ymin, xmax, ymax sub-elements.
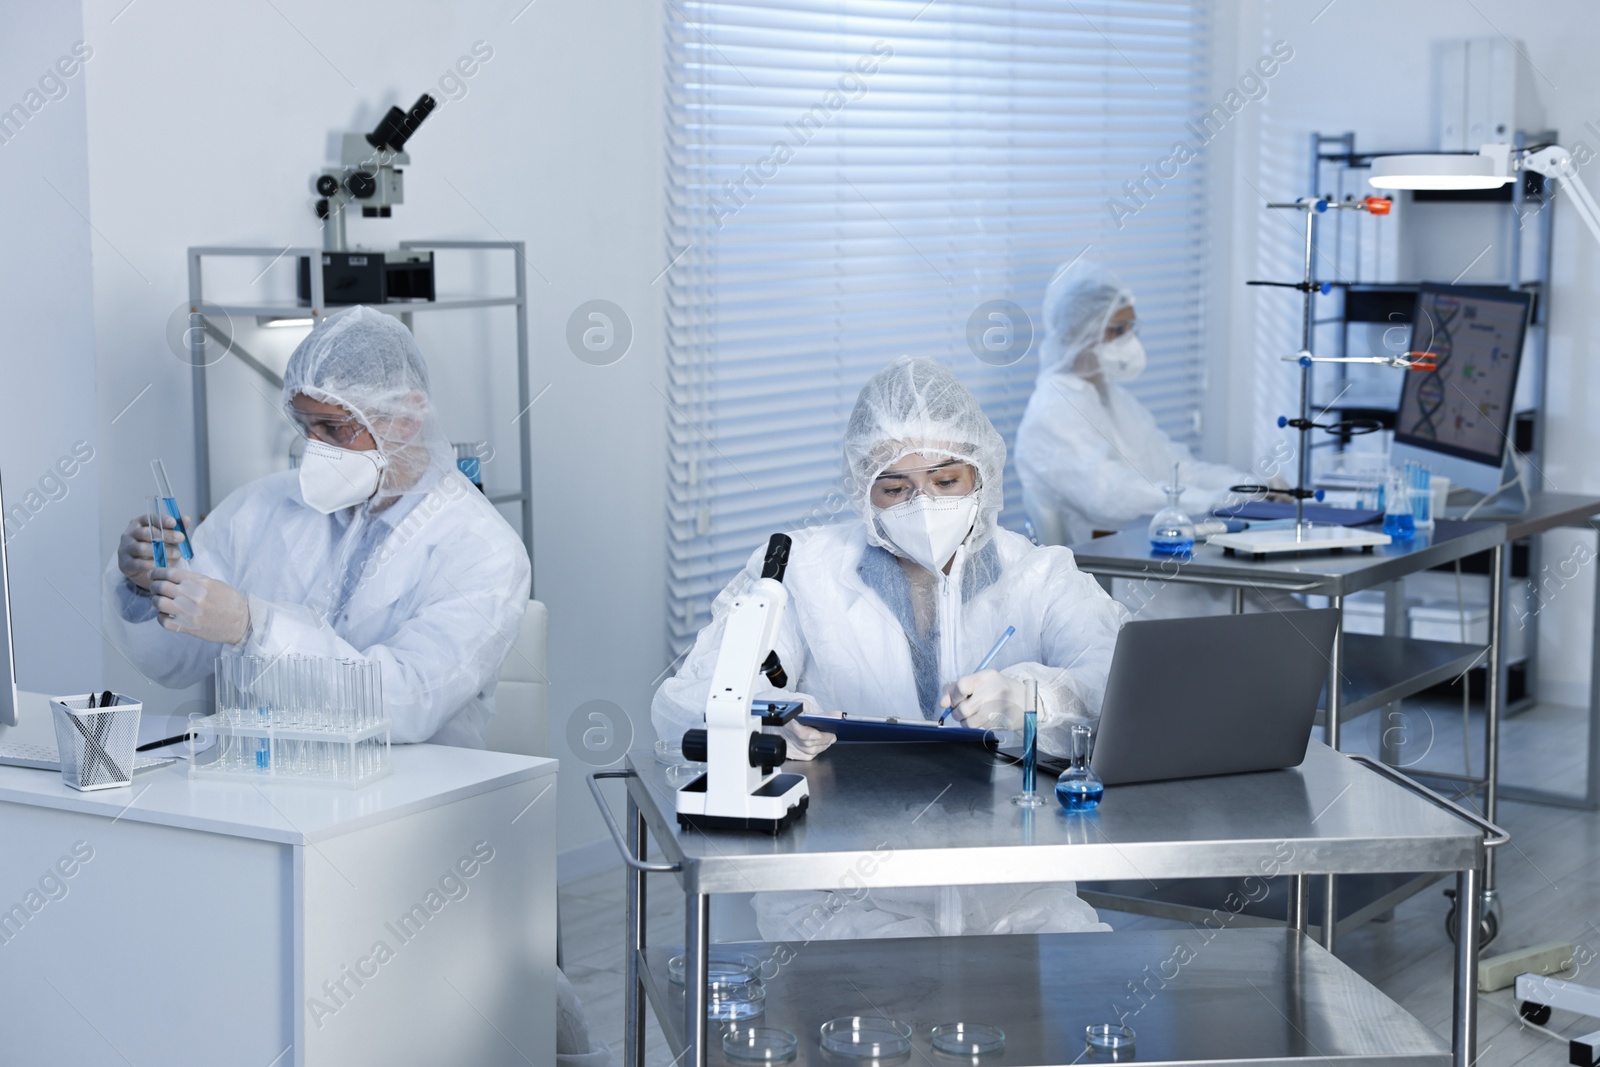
<box><xmin>1392</xmin><ymin>284</ymin><xmax>1532</xmax><ymax>469</ymax></box>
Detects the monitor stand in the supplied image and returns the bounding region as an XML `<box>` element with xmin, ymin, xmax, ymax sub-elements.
<box><xmin>1442</xmin><ymin>450</ymin><xmax>1529</xmax><ymax>519</ymax></box>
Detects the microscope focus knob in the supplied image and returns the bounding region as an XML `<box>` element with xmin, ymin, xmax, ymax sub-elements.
<box><xmin>315</xmin><ymin>174</ymin><xmax>340</xmax><ymax>197</ymax></box>
<box><xmin>749</xmin><ymin>733</ymin><xmax>787</xmax><ymax>771</ymax></box>
<box><xmin>346</xmin><ymin>171</ymin><xmax>378</xmax><ymax>199</ymax></box>
<box><xmin>681</xmin><ymin>729</ymin><xmax>708</xmax><ymax>763</ymax></box>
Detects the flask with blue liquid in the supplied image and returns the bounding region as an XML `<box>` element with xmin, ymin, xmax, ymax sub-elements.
<box><xmin>1148</xmin><ymin>463</ymin><xmax>1195</xmax><ymax>556</ymax></box>
<box><xmin>1382</xmin><ymin>468</ymin><xmax>1415</xmax><ymax>542</ymax></box>
<box><xmin>1056</xmin><ymin>723</ymin><xmax>1104</xmax><ymax>812</ymax></box>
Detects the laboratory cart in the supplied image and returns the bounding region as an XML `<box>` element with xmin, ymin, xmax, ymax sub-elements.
<box><xmin>591</xmin><ymin>739</ymin><xmax>1504</xmax><ymax>1067</ymax></box>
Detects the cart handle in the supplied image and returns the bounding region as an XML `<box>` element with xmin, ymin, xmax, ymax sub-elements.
<box><xmin>587</xmin><ymin>770</ymin><xmax>683</xmax><ymax>873</ymax></box>
<box><xmin>1349</xmin><ymin>755</ymin><xmax>1510</xmax><ymax>848</ymax></box>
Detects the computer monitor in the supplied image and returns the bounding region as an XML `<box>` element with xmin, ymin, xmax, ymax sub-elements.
<box><xmin>0</xmin><ymin>473</ymin><xmax>16</xmax><ymax>727</ymax></box>
<box><xmin>1390</xmin><ymin>283</ymin><xmax>1532</xmax><ymax>497</ymax></box>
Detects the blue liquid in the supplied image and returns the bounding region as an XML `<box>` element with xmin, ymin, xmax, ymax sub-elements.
<box><xmin>1382</xmin><ymin>512</ymin><xmax>1415</xmax><ymax>541</ymax></box>
<box><xmin>161</xmin><ymin>497</ymin><xmax>194</xmax><ymax>560</ymax></box>
<box><xmin>1056</xmin><ymin>779</ymin><xmax>1104</xmax><ymax>812</ymax></box>
<box><xmin>151</xmin><ymin>530</ymin><xmax>167</xmax><ymax>569</ymax></box>
<box><xmin>1150</xmin><ymin>536</ymin><xmax>1193</xmax><ymax>556</ymax></box>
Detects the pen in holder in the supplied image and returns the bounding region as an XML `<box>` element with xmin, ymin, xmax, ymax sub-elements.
<box><xmin>50</xmin><ymin>694</ymin><xmax>142</xmax><ymax>791</ymax></box>
<box><xmin>1011</xmin><ymin>679</ymin><xmax>1045</xmax><ymax>808</ymax></box>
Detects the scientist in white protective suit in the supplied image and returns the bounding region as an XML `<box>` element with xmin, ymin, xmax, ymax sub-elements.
<box><xmin>653</xmin><ymin>355</ymin><xmax>1127</xmax><ymax>940</ymax></box>
<box><xmin>103</xmin><ymin>306</ymin><xmax>531</xmax><ymax>748</ymax></box>
<box><xmin>1015</xmin><ymin>260</ymin><xmax>1292</xmax><ymax>618</ymax></box>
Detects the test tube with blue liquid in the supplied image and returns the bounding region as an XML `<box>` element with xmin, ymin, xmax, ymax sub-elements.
<box><xmin>1011</xmin><ymin>680</ymin><xmax>1045</xmax><ymax>808</ymax></box>
<box><xmin>151</xmin><ymin>460</ymin><xmax>193</xmax><ymax>561</ymax></box>
<box><xmin>146</xmin><ymin>497</ymin><xmax>166</xmax><ymax>569</ymax></box>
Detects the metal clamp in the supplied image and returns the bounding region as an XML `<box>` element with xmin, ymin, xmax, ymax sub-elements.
<box><xmin>587</xmin><ymin>770</ymin><xmax>682</xmax><ymax>873</ymax></box>
<box><xmin>1351</xmin><ymin>755</ymin><xmax>1510</xmax><ymax>848</ymax></box>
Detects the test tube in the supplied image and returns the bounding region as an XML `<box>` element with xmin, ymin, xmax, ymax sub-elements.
<box><xmin>147</xmin><ymin>497</ymin><xmax>167</xmax><ymax>569</ymax></box>
<box><xmin>151</xmin><ymin>460</ymin><xmax>194</xmax><ymax>561</ymax></box>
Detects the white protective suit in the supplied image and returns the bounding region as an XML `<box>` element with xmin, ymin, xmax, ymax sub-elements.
<box><xmin>1016</xmin><ymin>261</ymin><xmax>1302</xmax><ymax>620</ymax></box>
<box><xmin>104</xmin><ymin>307</ymin><xmax>530</xmax><ymax>747</ymax></box>
<box><xmin>1016</xmin><ymin>260</ymin><xmax>1258</xmax><ymax>546</ymax></box>
<box><xmin>653</xmin><ymin>356</ymin><xmax>1125</xmax><ymax>939</ymax></box>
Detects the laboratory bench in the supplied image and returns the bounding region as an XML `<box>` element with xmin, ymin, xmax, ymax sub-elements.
<box><xmin>591</xmin><ymin>739</ymin><xmax>1503</xmax><ymax>1067</ymax></box>
<box><xmin>1068</xmin><ymin>490</ymin><xmax>1600</xmax><ymax>949</ymax></box>
<box><xmin>0</xmin><ymin>691</ymin><xmax>557</xmax><ymax>1067</ymax></box>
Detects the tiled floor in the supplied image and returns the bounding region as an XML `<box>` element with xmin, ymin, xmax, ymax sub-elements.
<box><xmin>562</xmin><ymin>698</ymin><xmax>1598</xmax><ymax>1066</ymax></box>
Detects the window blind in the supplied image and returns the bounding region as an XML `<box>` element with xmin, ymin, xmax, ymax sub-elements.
<box><xmin>665</xmin><ymin>0</ymin><xmax>1214</xmax><ymax>649</ymax></box>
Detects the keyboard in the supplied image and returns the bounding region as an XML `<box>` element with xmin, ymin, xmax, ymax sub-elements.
<box><xmin>0</xmin><ymin>741</ymin><xmax>175</xmax><ymax>773</ymax></box>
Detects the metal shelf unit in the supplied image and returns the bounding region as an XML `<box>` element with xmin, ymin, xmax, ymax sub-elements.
<box><xmin>1308</xmin><ymin>130</ymin><xmax>1555</xmax><ymax>714</ymax></box>
<box><xmin>184</xmin><ymin>242</ymin><xmax>534</xmax><ymax>576</ymax></box>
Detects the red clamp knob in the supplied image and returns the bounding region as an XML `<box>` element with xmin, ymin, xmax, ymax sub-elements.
<box><xmin>1363</xmin><ymin>196</ymin><xmax>1393</xmax><ymax>216</ymax></box>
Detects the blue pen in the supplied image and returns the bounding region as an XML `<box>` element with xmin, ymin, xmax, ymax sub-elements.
<box><xmin>939</xmin><ymin>625</ymin><xmax>1017</xmax><ymax>724</ymax></box>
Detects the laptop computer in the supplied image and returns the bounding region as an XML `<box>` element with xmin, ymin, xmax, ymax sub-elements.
<box><xmin>1089</xmin><ymin>608</ymin><xmax>1340</xmax><ymax>785</ymax></box>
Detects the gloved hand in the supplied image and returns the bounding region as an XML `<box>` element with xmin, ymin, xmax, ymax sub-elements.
<box><xmin>116</xmin><ymin>514</ymin><xmax>190</xmax><ymax>591</ymax></box>
<box><xmin>942</xmin><ymin>669</ymin><xmax>1028</xmax><ymax>731</ymax></box>
<box><xmin>150</xmin><ymin>567</ymin><xmax>251</xmax><ymax>645</ymax></box>
<box><xmin>765</xmin><ymin>693</ymin><xmax>836</xmax><ymax>760</ymax></box>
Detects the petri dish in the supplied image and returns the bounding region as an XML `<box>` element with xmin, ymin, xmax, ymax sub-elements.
<box><xmin>820</xmin><ymin>1016</ymin><xmax>914</xmax><ymax>1060</ymax></box>
<box><xmin>930</xmin><ymin>1023</ymin><xmax>1005</xmax><ymax>1056</ymax></box>
<box><xmin>724</xmin><ymin>1026</ymin><xmax>798</xmax><ymax>1063</ymax></box>
<box><xmin>655</xmin><ymin>738</ymin><xmax>685</xmax><ymax>765</ymax></box>
<box><xmin>706</xmin><ymin>976</ymin><xmax>765</xmax><ymax>1021</ymax></box>
<box><xmin>667</xmin><ymin>950</ymin><xmax>763</xmax><ymax>987</ymax></box>
<box><xmin>666</xmin><ymin>762</ymin><xmax>706</xmax><ymax>787</ymax></box>
<box><xmin>1085</xmin><ymin>1023</ymin><xmax>1135</xmax><ymax>1053</ymax></box>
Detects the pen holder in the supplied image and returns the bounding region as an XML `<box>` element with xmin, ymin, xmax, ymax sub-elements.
<box><xmin>49</xmin><ymin>694</ymin><xmax>142</xmax><ymax>791</ymax></box>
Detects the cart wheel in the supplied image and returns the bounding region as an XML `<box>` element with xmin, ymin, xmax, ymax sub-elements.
<box><xmin>1518</xmin><ymin>1000</ymin><xmax>1552</xmax><ymax>1026</ymax></box>
<box><xmin>1442</xmin><ymin>895</ymin><xmax>1500</xmax><ymax>948</ymax></box>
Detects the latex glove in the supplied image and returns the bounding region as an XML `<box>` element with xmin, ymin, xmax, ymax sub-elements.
<box><xmin>150</xmin><ymin>567</ymin><xmax>251</xmax><ymax>645</ymax></box>
<box><xmin>116</xmin><ymin>514</ymin><xmax>190</xmax><ymax>591</ymax></box>
<box><xmin>765</xmin><ymin>693</ymin><xmax>836</xmax><ymax>760</ymax></box>
<box><xmin>1265</xmin><ymin>473</ymin><xmax>1295</xmax><ymax>504</ymax></box>
<box><xmin>942</xmin><ymin>669</ymin><xmax>1028</xmax><ymax>731</ymax></box>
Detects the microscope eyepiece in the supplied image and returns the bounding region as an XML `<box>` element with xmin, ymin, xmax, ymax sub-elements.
<box><xmin>365</xmin><ymin>93</ymin><xmax>437</xmax><ymax>153</ymax></box>
<box><xmin>760</xmin><ymin>533</ymin><xmax>792</xmax><ymax>582</ymax></box>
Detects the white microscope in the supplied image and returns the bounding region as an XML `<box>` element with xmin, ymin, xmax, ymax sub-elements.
<box><xmin>675</xmin><ymin>534</ymin><xmax>811</xmax><ymax>834</ymax></box>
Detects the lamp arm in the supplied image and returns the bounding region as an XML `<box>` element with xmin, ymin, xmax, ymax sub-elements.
<box><xmin>1522</xmin><ymin>145</ymin><xmax>1600</xmax><ymax>249</ymax></box>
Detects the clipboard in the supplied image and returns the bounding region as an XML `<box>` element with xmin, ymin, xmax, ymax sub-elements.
<box><xmin>797</xmin><ymin>713</ymin><xmax>994</xmax><ymax>744</ymax></box>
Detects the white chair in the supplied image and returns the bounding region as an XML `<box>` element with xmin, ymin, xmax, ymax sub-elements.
<box><xmin>1022</xmin><ymin>486</ymin><xmax>1069</xmax><ymax>547</ymax></box>
<box><xmin>486</xmin><ymin>599</ymin><xmax>549</xmax><ymax>758</ymax></box>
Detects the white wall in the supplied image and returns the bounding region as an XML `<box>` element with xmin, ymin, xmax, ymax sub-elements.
<box><xmin>80</xmin><ymin>0</ymin><xmax>666</xmax><ymax>857</ymax></box>
<box><xmin>0</xmin><ymin>3</ymin><xmax>104</xmax><ymax>698</ymax></box>
<box><xmin>1221</xmin><ymin>0</ymin><xmax>1600</xmax><ymax>703</ymax></box>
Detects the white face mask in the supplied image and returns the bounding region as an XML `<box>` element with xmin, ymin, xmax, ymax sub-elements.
<box><xmin>876</xmin><ymin>494</ymin><xmax>980</xmax><ymax>573</ymax></box>
<box><xmin>1097</xmin><ymin>333</ymin><xmax>1147</xmax><ymax>381</ymax></box>
<box><xmin>299</xmin><ymin>440</ymin><xmax>387</xmax><ymax>514</ymax></box>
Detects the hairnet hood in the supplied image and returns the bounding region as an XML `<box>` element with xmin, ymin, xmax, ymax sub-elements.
<box><xmin>1038</xmin><ymin>259</ymin><xmax>1134</xmax><ymax>378</ymax></box>
<box><xmin>844</xmin><ymin>356</ymin><xmax>1006</xmax><ymax>554</ymax></box>
<box><xmin>282</xmin><ymin>305</ymin><xmax>455</xmax><ymax>504</ymax></box>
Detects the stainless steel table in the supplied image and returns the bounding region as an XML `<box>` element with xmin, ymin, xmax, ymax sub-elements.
<box><xmin>591</xmin><ymin>740</ymin><xmax>1505</xmax><ymax>1067</ymax></box>
<box><xmin>1067</xmin><ymin>519</ymin><xmax>1503</xmax><ymax>949</ymax></box>
<box><xmin>1466</xmin><ymin>491</ymin><xmax>1600</xmax><ymax>811</ymax></box>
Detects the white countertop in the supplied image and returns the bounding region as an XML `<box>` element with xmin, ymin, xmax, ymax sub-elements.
<box><xmin>0</xmin><ymin>693</ymin><xmax>556</xmax><ymax>845</ymax></box>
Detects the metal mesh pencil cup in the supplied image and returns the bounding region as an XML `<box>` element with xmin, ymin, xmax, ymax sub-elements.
<box><xmin>194</xmin><ymin>654</ymin><xmax>391</xmax><ymax>788</ymax></box>
<box><xmin>49</xmin><ymin>694</ymin><xmax>142</xmax><ymax>791</ymax></box>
